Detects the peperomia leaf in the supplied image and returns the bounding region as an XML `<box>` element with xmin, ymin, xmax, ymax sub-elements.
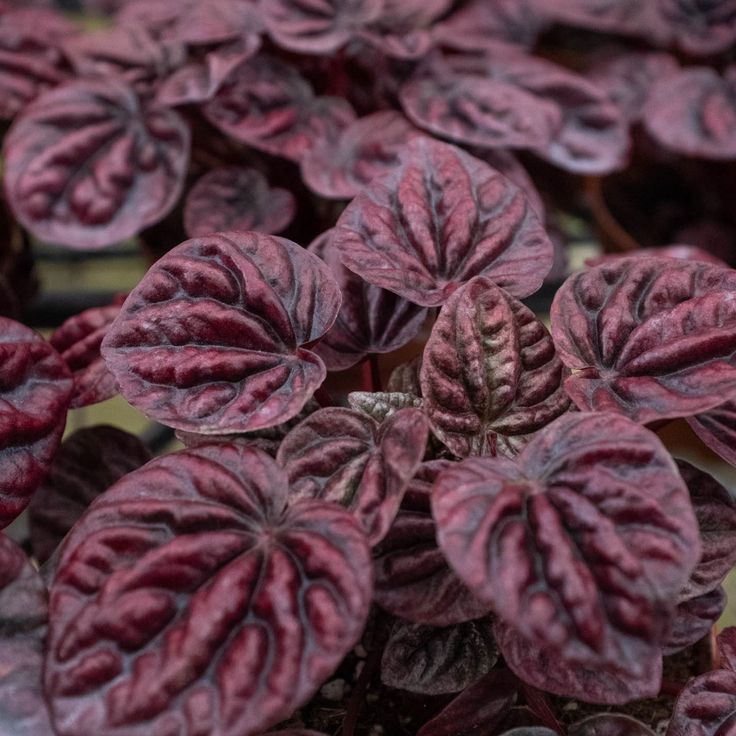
<box><xmin>348</xmin><ymin>391</ymin><xmax>423</xmax><ymax>423</ymax></box>
<box><xmin>49</xmin><ymin>298</ymin><xmax>124</xmax><ymax>408</ymax></box>
<box><xmin>3</xmin><ymin>77</ymin><xmax>190</xmax><ymax>250</ymax></box>
<box><xmin>643</xmin><ymin>66</ymin><xmax>736</xmax><ymax>160</ymax></box>
<box><xmin>570</xmin><ymin>715</ymin><xmax>657</xmax><ymax>736</ymax></box>
<box><xmin>27</xmin><ymin>425</ymin><xmax>151</xmax><ymax>564</ymax></box>
<box><xmin>0</xmin><ymin>534</ymin><xmax>54</xmax><ymax>736</ymax></box>
<box><xmin>277</xmin><ymin>406</ymin><xmax>428</xmax><ymax>545</ymax></box>
<box><xmin>433</xmin><ymin>412</ymin><xmax>700</xmax><ymax>702</ymax></box>
<box><xmin>718</xmin><ymin>628</ymin><xmax>736</xmax><ymax>671</ymax></box>
<box><xmin>101</xmin><ymin>232</ymin><xmax>341</xmax><ymax>434</ymax></box>
<box><xmin>373</xmin><ymin>460</ymin><xmax>490</xmax><ymax>626</ymax></box>
<box><xmin>333</xmin><ymin>137</ymin><xmax>553</xmax><ymax>307</ymax></box>
<box><xmin>688</xmin><ymin>400</ymin><xmax>736</xmax><ymax>467</ymax></box>
<box><xmin>551</xmin><ymin>257</ymin><xmax>736</xmax><ymax>424</ymax></box>
<box><xmin>585</xmin><ymin>245</ymin><xmax>728</xmax><ymax>269</ymax></box>
<box><xmin>664</xmin><ymin>586</ymin><xmax>726</xmax><ymax>656</ymax></box>
<box><xmin>44</xmin><ymin>443</ymin><xmax>372</xmax><ymax>736</ymax></box>
<box><xmin>658</xmin><ymin>0</ymin><xmax>736</xmax><ymax>56</ymax></box>
<box><xmin>184</xmin><ymin>166</ymin><xmax>296</xmax><ymax>239</ymax></box>
<box><xmin>666</xmin><ymin>668</ymin><xmax>736</xmax><ymax>736</ymax></box>
<box><xmin>0</xmin><ymin>317</ymin><xmax>72</xmax><ymax>528</ymax></box>
<box><xmin>420</xmin><ymin>276</ymin><xmax>570</xmax><ymax>458</ymax></box>
<box><xmin>309</xmin><ymin>230</ymin><xmax>427</xmax><ymax>371</ymax></box>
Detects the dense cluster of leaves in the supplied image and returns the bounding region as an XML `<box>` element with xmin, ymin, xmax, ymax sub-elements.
<box><xmin>2</xmin><ymin>0</ymin><xmax>736</xmax><ymax>734</ymax></box>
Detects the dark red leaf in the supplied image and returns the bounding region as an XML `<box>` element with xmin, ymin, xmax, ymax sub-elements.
<box><xmin>0</xmin><ymin>317</ymin><xmax>72</xmax><ymax>528</ymax></box>
<box><xmin>416</xmin><ymin>667</ymin><xmax>518</xmax><ymax>736</ymax></box>
<box><xmin>45</xmin><ymin>443</ymin><xmax>372</xmax><ymax>736</ymax></box>
<box><xmin>3</xmin><ymin>77</ymin><xmax>190</xmax><ymax>250</ymax></box>
<box><xmin>659</xmin><ymin>0</ymin><xmax>736</xmax><ymax>56</ymax></box>
<box><xmin>420</xmin><ymin>276</ymin><xmax>569</xmax><ymax>457</ymax></box>
<box><xmin>688</xmin><ymin>400</ymin><xmax>736</xmax><ymax>467</ymax></box>
<box><xmin>49</xmin><ymin>299</ymin><xmax>124</xmax><ymax>408</ymax></box>
<box><xmin>643</xmin><ymin>67</ymin><xmax>736</xmax><ymax>160</ymax></box>
<box><xmin>433</xmin><ymin>412</ymin><xmax>700</xmax><ymax>701</ymax></box>
<box><xmin>101</xmin><ymin>232</ymin><xmax>341</xmax><ymax>434</ymax></box>
<box><xmin>380</xmin><ymin>617</ymin><xmax>497</xmax><ymax>695</ymax></box>
<box><xmin>27</xmin><ymin>425</ymin><xmax>151</xmax><ymax>564</ymax></box>
<box><xmin>184</xmin><ymin>166</ymin><xmax>296</xmax><ymax>239</ymax></box>
<box><xmin>333</xmin><ymin>137</ymin><xmax>553</xmax><ymax>307</ymax></box>
<box><xmin>277</xmin><ymin>407</ymin><xmax>428</xmax><ymax>545</ymax></box>
<box><xmin>585</xmin><ymin>245</ymin><xmax>728</xmax><ymax>269</ymax></box>
<box><xmin>300</xmin><ymin>111</ymin><xmax>421</xmax><ymax>200</ymax></box>
<box><xmin>664</xmin><ymin>587</ymin><xmax>726</xmax><ymax>656</ymax></box>
<box><xmin>309</xmin><ymin>230</ymin><xmax>427</xmax><ymax>371</ymax></box>
<box><xmin>550</xmin><ymin>257</ymin><xmax>736</xmax><ymax>424</ymax></box>
<box><xmin>260</xmin><ymin>0</ymin><xmax>383</xmax><ymax>54</ymax></box>
<box><xmin>718</xmin><ymin>628</ymin><xmax>736</xmax><ymax>671</ymax></box>
<box><xmin>570</xmin><ymin>714</ymin><xmax>657</xmax><ymax>736</ymax></box>
<box><xmin>373</xmin><ymin>460</ymin><xmax>491</xmax><ymax>626</ymax></box>
<box><xmin>0</xmin><ymin>534</ymin><xmax>54</xmax><ymax>736</ymax></box>
<box><xmin>666</xmin><ymin>668</ymin><xmax>736</xmax><ymax>736</ymax></box>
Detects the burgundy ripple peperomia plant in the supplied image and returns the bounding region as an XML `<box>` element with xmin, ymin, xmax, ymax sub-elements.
<box><xmin>2</xmin><ymin>1</ymin><xmax>736</xmax><ymax>735</ymax></box>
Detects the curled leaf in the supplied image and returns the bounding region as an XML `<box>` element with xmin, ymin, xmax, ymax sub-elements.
<box><xmin>664</xmin><ymin>587</ymin><xmax>726</xmax><ymax>656</ymax></box>
<box><xmin>688</xmin><ymin>400</ymin><xmax>736</xmax><ymax>467</ymax></box>
<box><xmin>666</xmin><ymin>668</ymin><xmax>736</xmax><ymax>736</ymax></box>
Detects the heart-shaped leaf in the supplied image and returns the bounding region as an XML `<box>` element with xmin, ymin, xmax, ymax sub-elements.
<box><xmin>277</xmin><ymin>406</ymin><xmax>428</xmax><ymax>545</ymax></box>
<box><xmin>27</xmin><ymin>425</ymin><xmax>151</xmax><ymax>564</ymax></box>
<box><xmin>688</xmin><ymin>400</ymin><xmax>736</xmax><ymax>467</ymax></box>
<box><xmin>664</xmin><ymin>586</ymin><xmax>726</xmax><ymax>656</ymax></box>
<box><xmin>421</xmin><ymin>276</ymin><xmax>570</xmax><ymax>457</ymax></box>
<box><xmin>45</xmin><ymin>443</ymin><xmax>372</xmax><ymax>736</ymax></box>
<box><xmin>101</xmin><ymin>232</ymin><xmax>341</xmax><ymax>434</ymax></box>
<box><xmin>0</xmin><ymin>317</ymin><xmax>72</xmax><ymax>528</ymax></box>
<box><xmin>3</xmin><ymin>77</ymin><xmax>190</xmax><ymax>249</ymax></box>
<box><xmin>333</xmin><ymin>137</ymin><xmax>553</xmax><ymax>307</ymax></box>
<box><xmin>433</xmin><ymin>412</ymin><xmax>700</xmax><ymax>700</ymax></box>
<box><xmin>49</xmin><ymin>298</ymin><xmax>124</xmax><ymax>408</ymax></box>
<box><xmin>550</xmin><ymin>257</ymin><xmax>736</xmax><ymax>424</ymax></box>
<box><xmin>667</xmin><ymin>668</ymin><xmax>736</xmax><ymax>736</ymax></box>
<box><xmin>373</xmin><ymin>460</ymin><xmax>490</xmax><ymax>626</ymax></box>
<box><xmin>184</xmin><ymin>166</ymin><xmax>296</xmax><ymax>239</ymax></box>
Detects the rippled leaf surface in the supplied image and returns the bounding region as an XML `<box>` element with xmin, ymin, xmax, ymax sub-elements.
<box><xmin>659</xmin><ymin>0</ymin><xmax>736</xmax><ymax>55</ymax></box>
<box><xmin>551</xmin><ymin>257</ymin><xmax>736</xmax><ymax>423</ymax></box>
<box><xmin>45</xmin><ymin>443</ymin><xmax>372</xmax><ymax>736</ymax></box>
<box><xmin>664</xmin><ymin>586</ymin><xmax>726</xmax><ymax>656</ymax></box>
<box><xmin>0</xmin><ymin>317</ymin><xmax>72</xmax><ymax>528</ymax></box>
<box><xmin>27</xmin><ymin>425</ymin><xmax>151</xmax><ymax>564</ymax></box>
<box><xmin>348</xmin><ymin>391</ymin><xmax>423</xmax><ymax>423</ymax></box>
<box><xmin>184</xmin><ymin>166</ymin><xmax>295</xmax><ymax>239</ymax></box>
<box><xmin>277</xmin><ymin>407</ymin><xmax>428</xmax><ymax>545</ymax></box>
<box><xmin>3</xmin><ymin>77</ymin><xmax>190</xmax><ymax>249</ymax></box>
<box><xmin>421</xmin><ymin>276</ymin><xmax>569</xmax><ymax>457</ymax></box>
<box><xmin>101</xmin><ymin>232</ymin><xmax>341</xmax><ymax>433</ymax></box>
<box><xmin>667</xmin><ymin>668</ymin><xmax>736</xmax><ymax>736</ymax></box>
<box><xmin>333</xmin><ymin>137</ymin><xmax>553</xmax><ymax>307</ymax></box>
<box><xmin>433</xmin><ymin>412</ymin><xmax>700</xmax><ymax>700</ymax></box>
<box><xmin>688</xmin><ymin>400</ymin><xmax>736</xmax><ymax>467</ymax></box>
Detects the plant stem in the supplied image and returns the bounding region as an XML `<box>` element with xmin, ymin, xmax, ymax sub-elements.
<box><xmin>342</xmin><ymin>626</ymin><xmax>386</xmax><ymax>736</ymax></box>
<box><xmin>361</xmin><ymin>355</ymin><xmax>383</xmax><ymax>393</ymax></box>
<box><xmin>583</xmin><ymin>175</ymin><xmax>641</xmax><ymax>253</ymax></box>
<box><xmin>520</xmin><ymin>682</ymin><xmax>565</xmax><ymax>736</ymax></box>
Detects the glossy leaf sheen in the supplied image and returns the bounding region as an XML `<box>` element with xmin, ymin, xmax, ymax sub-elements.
<box><xmin>45</xmin><ymin>444</ymin><xmax>372</xmax><ymax>736</ymax></box>
<box><xmin>27</xmin><ymin>425</ymin><xmax>151</xmax><ymax>564</ymax></box>
<box><xmin>0</xmin><ymin>317</ymin><xmax>72</xmax><ymax>528</ymax></box>
<box><xmin>3</xmin><ymin>77</ymin><xmax>190</xmax><ymax>249</ymax></box>
<box><xmin>551</xmin><ymin>257</ymin><xmax>736</xmax><ymax>424</ymax></box>
<box><xmin>664</xmin><ymin>587</ymin><xmax>726</xmax><ymax>656</ymax></box>
<box><xmin>434</xmin><ymin>412</ymin><xmax>700</xmax><ymax>700</ymax></box>
<box><xmin>101</xmin><ymin>232</ymin><xmax>341</xmax><ymax>434</ymax></box>
<box><xmin>421</xmin><ymin>277</ymin><xmax>569</xmax><ymax>457</ymax></box>
<box><xmin>277</xmin><ymin>407</ymin><xmax>428</xmax><ymax>545</ymax></box>
<box><xmin>333</xmin><ymin>137</ymin><xmax>553</xmax><ymax>307</ymax></box>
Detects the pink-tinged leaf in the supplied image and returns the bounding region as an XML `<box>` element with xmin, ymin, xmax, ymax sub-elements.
<box><xmin>551</xmin><ymin>257</ymin><xmax>736</xmax><ymax>424</ymax></box>
<box><xmin>664</xmin><ymin>587</ymin><xmax>726</xmax><ymax>656</ymax></box>
<box><xmin>421</xmin><ymin>277</ymin><xmax>569</xmax><ymax>458</ymax></box>
<box><xmin>433</xmin><ymin>412</ymin><xmax>700</xmax><ymax>701</ymax></box>
<box><xmin>666</xmin><ymin>668</ymin><xmax>736</xmax><ymax>736</ymax></box>
<box><xmin>203</xmin><ymin>54</ymin><xmax>356</xmax><ymax>162</ymax></box>
<box><xmin>374</xmin><ymin>460</ymin><xmax>490</xmax><ymax>626</ymax></box>
<box><xmin>689</xmin><ymin>400</ymin><xmax>736</xmax><ymax>467</ymax></box>
<box><xmin>27</xmin><ymin>425</ymin><xmax>151</xmax><ymax>564</ymax></box>
<box><xmin>260</xmin><ymin>0</ymin><xmax>384</xmax><ymax>54</ymax></box>
<box><xmin>333</xmin><ymin>138</ymin><xmax>553</xmax><ymax>308</ymax></box>
<box><xmin>643</xmin><ymin>66</ymin><xmax>736</xmax><ymax>160</ymax></box>
<box><xmin>659</xmin><ymin>0</ymin><xmax>736</xmax><ymax>56</ymax></box>
<box><xmin>585</xmin><ymin>245</ymin><xmax>728</xmax><ymax>269</ymax></box>
<box><xmin>101</xmin><ymin>232</ymin><xmax>341</xmax><ymax>434</ymax></box>
<box><xmin>45</xmin><ymin>443</ymin><xmax>373</xmax><ymax>736</ymax></box>
<box><xmin>184</xmin><ymin>167</ymin><xmax>296</xmax><ymax>239</ymax></box>
<box><xmin>380</xmin><ymin>617</ymin><xmax>497</xmax><ymax>695</ymax></box>
<box><xmin>157</xmin><ymin>38</ymin><xmax>260</xmax><ymax>107</ymax></box>
<box><xmin>309</xmin><ymin>230</ymin><xmax>427</xmax><ymax>371</ymax></box>
<box><xmin>3</xmin><ymin>77</ymin><xmax>190</xmax><ymax>250</ymax></box>
<box><xmin>49</xmin><ymin>300</ymin><xmax>124</xmax><ymax>408</ymax></box>
<box><xmin>570</xmin><ymin>715</ymin><xmax>657</xmax><ymax>736</ymax></box>
<box><xmin>300</xmin><ymin>111</ymin><xmax>420</xmax><ymax>200</ymax></box>
<box><xmin>718</xmin><ymin>628</ymin><xmax>736</xmax><ymax>671</ymax></box>
<box><xmin>0</xmin><ymin>317</ymin><xmax>72</xmax><ymax>528</ymax></box>
<box><xmin>676</xmin><ymin>460</ymin><xmax>736</xmax><ymax>601</ymax></box>
<box><xmin>277</xmin><ymin>407</ymin><xmax>428</xmax><ymax>545</ymax></box>
<box><xmin>0</xmin><ymin>534</ymin><xmax>54</xmax><ymax>736</ymax></box>
<box><xmin>416</xmin><ymin>667</ymin><xmax>518</xmax><ymax>736</ymax></box>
